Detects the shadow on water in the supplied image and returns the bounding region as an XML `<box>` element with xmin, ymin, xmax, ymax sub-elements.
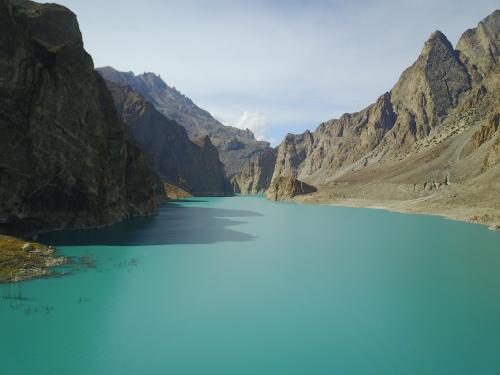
<box><xmin>171</xmin><ymin>199</ymin><xmax>209</xmax><ymax>203</ymax></box>
<box><xmin>40</xmin><ymin>201</ymin><xmax>261</xmax><ymax>247</ymax></box>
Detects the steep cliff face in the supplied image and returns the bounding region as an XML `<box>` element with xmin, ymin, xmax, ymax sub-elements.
<box><xmin>261</xmin><ymin>10</ymin><xmax>499</xmax><ymax>203</ymax></box>
<box><xmin>104</xmin><ymin>81</ymin><xmax>233</xmax><ymax>197</ymax></box>
<box><xmin>387</xmin><ymin>31</ymin><xmax>471</xmax><ymax>149</ymax></box>
<box><xmin>232</xmin><ymin>148</ymin><xmax>277</xmax><ymax>194</ymax></box>
<box><xmin>96</xmin><ymin>67</ymin><xmax>271</xmax><ymax>176</ymax></box>
<box><xmin>457</xmin><ymin>10</ymin><xmax>500</xmax><ymax>83</ymax></box>
<box><xmin>0</xmin><ymin>0</ymin><xmax>162</xmax><ymax>236</ymax></box>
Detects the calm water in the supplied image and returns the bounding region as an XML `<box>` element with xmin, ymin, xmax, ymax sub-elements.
<box><xmin>2</xmin><ymin>196</ymin><xmax>500</xmax><ymax>374</ymax></box>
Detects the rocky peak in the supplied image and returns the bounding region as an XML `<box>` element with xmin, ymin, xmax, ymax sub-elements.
<box><xmin>457</xmin><ymin>10</ymin><xmax>499</xmax><ymax>83</ymax></box>
<box><xmin>11</xmin><ymin>0</ymin><xmax>83</xmax><ymax>48</ymax></box>
<box><xmin>424</xmin><ymin>30</ymin><xmax>452</xmax><ymax>51</ymax></box>
<box><xmin>390</xmin><ymin>29</ymin><xmax>470</xmax><ymax>140</ymax></box>
<box><xmin>139</xmin><ymin>72</ymin><xmax>169</xmax><ymax>91</ymax></box>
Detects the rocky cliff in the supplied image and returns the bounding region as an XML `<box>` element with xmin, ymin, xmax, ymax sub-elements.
<box><xmin>267</xmin><ymin>176</ymin><xmax>316</xmax><ymax>201</ymax></box>
<box><xmin>104</xmin><ymin>81</ymin><xmax>233</xmax><ymax>197</ymax></box>
<box><xmin>231</xmin><ymin>148</ymin><xmax>277</xmax><ymax>194</ymax></box>
<box><xmin>457</xmin><ymin>10</ymin><xmax>499</xmax><ymax>83</ymax></box>
<box><xmin>96</xmin><ymin>67</ymin><xmax>271</xmax><ymax>176</ymax></box>
<box><xmin>0</xmin><ymin>0</ymin><xmax>163</xmax><ymax>236</ymax></box>
<box><xmin>236</xmin><ymin>10</ymin><xmax>499</xmax><ymax>227</ymax></box>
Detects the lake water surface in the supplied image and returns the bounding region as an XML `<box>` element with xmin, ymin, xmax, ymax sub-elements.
<box><xmin>2</xmin><ymin>196</ymin><xmax>500</xmax><ymax>374</ymax></box>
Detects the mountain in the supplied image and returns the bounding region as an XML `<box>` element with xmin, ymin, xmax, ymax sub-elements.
<box><xmin>235</xmin><ymin>10</ymin><xmax>500</xmax><ymax>228</ymax></box>
<box><xmin>0</xmin><ymin>0</ymin><xmax>163</xmax><ymax>236</ymax></box>
<box><xmin>457</xmin><ymin>10</ymin><xmax>500</xmax><ymax>83</ymax></box>
<box><xmin>104</xmin><ymin>81</ymin><xmax>233</xmax><ymax>196</ymax></box>
<box><xmin>231</xmin><ymin>148</ymin><xmax>277</xmax><ymax>195</ymax></box>
<box><xmin>96</xmin><ymin>67</ymin><xmax>271</xmax><ymax>176</ymax></box>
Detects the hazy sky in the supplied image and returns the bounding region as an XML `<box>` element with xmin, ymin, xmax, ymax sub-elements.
<box><xmin>57</xmin><ymin>0</ymin><xmax>497</xmax><ymax>144</ymax></box>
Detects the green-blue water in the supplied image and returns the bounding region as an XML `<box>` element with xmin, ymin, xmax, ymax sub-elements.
<box><xmin>2</xmin><ymin>196</ymin><xmax>500</xmax><ymax>374</ymax></box>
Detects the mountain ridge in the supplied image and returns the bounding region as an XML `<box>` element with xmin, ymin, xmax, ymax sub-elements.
<box><xmin>104</xmin><ymin>80</ymin><xmax>234</xmax><ymax>197</ymax></box>
<box><xmin>97</xmin><ymin>66</ymin><xmax>271</xmax><ymax>176</ymax></box>
<box><xmin>234</xmin><ymin>9</ymin><xmax>500</xmax><ymax>229</ymax></box>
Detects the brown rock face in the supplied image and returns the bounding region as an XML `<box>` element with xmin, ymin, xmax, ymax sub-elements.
<box><xmin>266</xmin><ymin>177</ymin><xmax>316</xmax><ymax>201</ymax></box>
<box><xmin>232</xmin><ymin>149</ymin><xmax>277</xmax><ymax>194</ymax></box>
<box><xmin>480</xmin><ymin>112</ymin><xmax>500</xmax><ymax>170</ymax></box>
<box><xmin>472</xmin><ymin>112</ymin><xmax>499</xmax><ymax>150</ymax></box>
<box><xmin>104</xmin><ymin>82</ymin><xmax>233</xmax><ymax>197</ymax></box>
<box><xmin>457</xmin><ymin>10</ymin><xmax>500</xmax><ymax>83</ymax></box>
<box><xmin>0</xmin><ymin>0</ymin><xmax>162</xmax><ymax>236</ymax></box>
<box><xmin>388</xmin><ymin>31</ymin><xmax>471</xmax><ymax>145</ymax></box>
<box><xmin>96</xmin><ymin>67</ymin><xmax>271</xmax><ymax>176</ymax></box>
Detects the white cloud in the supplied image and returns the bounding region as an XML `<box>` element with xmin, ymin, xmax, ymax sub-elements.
<box><xmin>215</xmin><ymin>111</ymin><xmax>277</xmax><ymax>144</ymax></box>
<box><xmin>235</xmin><ymin>111</ymin><xmax>278</xmax><ymax>144</ymax></box>
<box><xmin>235</xmin><ymin>111</ymin><xmax>266</xmax><ymax>135</ymax></box>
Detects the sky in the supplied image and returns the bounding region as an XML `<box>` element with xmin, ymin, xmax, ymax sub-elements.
<box><xmin>57</xmin><ymin>0</ymin><xmax>498</xmax><ymax>145</ymax></box>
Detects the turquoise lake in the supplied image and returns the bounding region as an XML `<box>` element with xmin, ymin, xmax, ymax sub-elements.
<box><xmin>1</xmin><ymin>196</ymin><xmax>500</xmax><ymax>374</ymax></box>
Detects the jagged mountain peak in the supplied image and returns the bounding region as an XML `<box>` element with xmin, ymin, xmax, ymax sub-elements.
<box><xmin>137</xmin><ymin>71</ymin><xmax>170</xmax><ymax>90</ymax></box>
<box><xmin>456</xmin><ymin>9</ymin><xmax>499</xmax><ymax>83</ymax></box>
<box><xmin>419</xmin><ymin>30</ymin><xmax>457</xmax><ymax>62</ymax></box>
<box><xmin>420</xmin><ymin>30</ymin><xmax>457</xmax><ymax>61</ymax></box>
<box><xmin>389</xmin><ymin>26</ymin><xmax>470</xmax><ymax>139</ymax></box>
<box><xmin>426</xmin><ymin>30</ymin><xmax>449</xmax><ymax>43</ymax></box>
<box><xmin>96</xmin><ymin>66</ymin><xmax>271</xmax><ymax>176</ymax></box>
<box><xmin>10</xmin><ymin>0</ymin><xmax>83</xmax><ymax>47</ymax></box>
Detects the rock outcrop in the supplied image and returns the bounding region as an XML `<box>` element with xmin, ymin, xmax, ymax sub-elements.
<box><xmin>0</xmin><ymin>0</ymin><xmax>162</xmax><ymax>236</ymax></box>
<box><xmin>479</xmin><ymin>111</ymin><xmax>500</xmax><ymax>170</ymax></box>
<box><xmin>267</xmin><ymin>177</ymin><xmax>316</xmax><ymax>201</ymax></box>
<box><xmin>457</xmin><ymin>10</ymin><xmax>500</xmax><ymax>83</ymax></box>
<box><xmin>232</xmin><ymin>149</ymin><xmax>277</xmax><ymax>194</ymax></box>
<box><xmin>96</xmin><ymin>67</ymin><xmax>271</xmax><ymax>176</ymax></box>
<box><xmin>0</xmin><ymin>234</ymin><xmax>66</xmax><ymax>282</ymax></box>
<box><xmin>104</xmin><ymin>81</ymin><xmax>233</xmax><ymax>196</ymax></box>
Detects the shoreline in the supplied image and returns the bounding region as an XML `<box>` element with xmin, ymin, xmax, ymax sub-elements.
<box><xmin>0</xmin><ymin>235</ymin><xmax>67</xmax><ymax>284</ymax></box>
<box><xmin>294</xmin><ymin>194</ymin><xmax>500</xmax><ymax>231</ymax></box>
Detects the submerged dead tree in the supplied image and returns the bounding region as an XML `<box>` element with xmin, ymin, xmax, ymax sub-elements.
<box><xmin>2</xmin><ymin>281</ymin><xmax>24</xmax><ymax>300</ymax></box>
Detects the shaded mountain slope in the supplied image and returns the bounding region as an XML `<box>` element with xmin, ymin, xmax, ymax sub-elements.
<box><xmin>0</xmin><ymin>0</ymin><xmax>162</xmax><ymax>236</ymax></box>
<box><xmin>96</xmin><ymin>66</ymin><xmax>271</xmax><ymax>176</ymax></box>
<box><xmin>104</xmin><ymin>81</ymin><xmax>233</xmax><ymax>196</ymax></box>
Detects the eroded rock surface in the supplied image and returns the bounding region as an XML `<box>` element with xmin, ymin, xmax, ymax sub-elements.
<box><xmin>105</xmin><ymin>82</ymin><xmax>233</xmax><ymax>196</ymax></box>
<box><xmin>232</xmin><ymin>149</ymin><xmax>277</xmax><ymax>194</ymax></box>
<box><xmin>0</xmin><ymin>0</ymin><xmax>162</xmax><ymax>236</ymax></box>
<box><xmin>267</xmin><ymin>177</ymin><xmax>316</xmax><ymax>201</ymax></box>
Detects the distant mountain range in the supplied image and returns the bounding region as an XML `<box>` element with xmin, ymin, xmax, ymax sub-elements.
<box><xmin>97</xmin><ymin>67</ymin><xmax>270</xmax><ymax>176</ymax></box>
